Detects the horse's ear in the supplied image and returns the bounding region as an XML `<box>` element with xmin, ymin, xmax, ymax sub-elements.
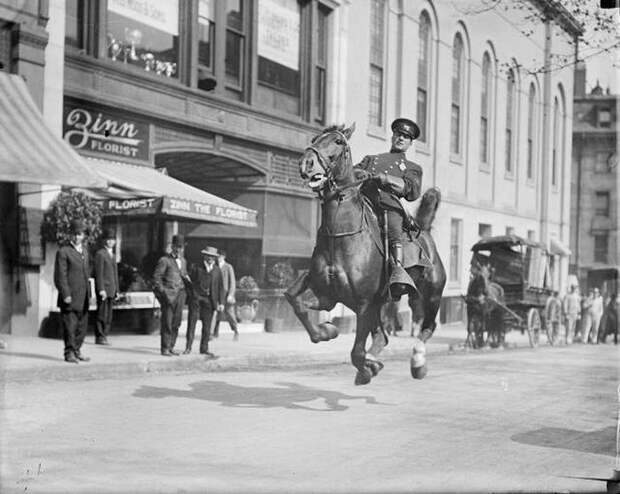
<box><xmin>343</xmin><ymin>122</ymin><xmax>356</xmax><ymax>139</ymax></box>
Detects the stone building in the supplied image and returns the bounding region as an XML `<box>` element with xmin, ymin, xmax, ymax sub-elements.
<box><xmin>571</xmin><ymin>63</ymin><xmax>618</xmax><ymax>295</ymax></box>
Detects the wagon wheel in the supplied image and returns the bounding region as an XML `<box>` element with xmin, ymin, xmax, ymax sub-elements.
<box><xmin>527</xmin><ymin>308</ymin><xmax>541</xmax><ymax>348</ymax></box>
<box><xmin>467</xmin><ymin>312</ymin><xmax>485</xmax><ymax>349</ymax></box>
<box><xmin>544</xmin><ymin>315</ymin><xmax>555</xmax><ymax>346</ymax></box>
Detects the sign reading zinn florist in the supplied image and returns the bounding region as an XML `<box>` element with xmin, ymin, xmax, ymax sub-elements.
<box><xmin>63</xmin><ymin>101</ymin><xmax>150</xmax><ymax>161</ymax></box>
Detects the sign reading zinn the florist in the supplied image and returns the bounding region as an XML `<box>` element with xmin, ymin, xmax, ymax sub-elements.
<box><xmin>101</xmin><ymin>196</ymin><xmax>258</xmax><ymax>227</ymax></box>
<box><xmin>63</xmin><ymin>103</ymin><xmax>150</xmax><ymax>161</ymax></box>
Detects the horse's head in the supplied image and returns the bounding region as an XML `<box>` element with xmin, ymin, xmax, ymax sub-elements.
<box><xmin>299</xmin><ymin>123</ymin><xmax>356</xmax><ymax>192</ymax></box>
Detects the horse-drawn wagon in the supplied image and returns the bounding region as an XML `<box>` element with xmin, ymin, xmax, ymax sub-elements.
<box><xmin>464</xmin><ymin>235</ymin><xmax>554</xmax><ymax>348</ymax></box>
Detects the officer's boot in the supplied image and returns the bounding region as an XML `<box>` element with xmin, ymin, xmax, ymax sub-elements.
<box><xmin>389</xmin><ymin>243</ymin><xmax>417</xmax><ymax>301</ymax></box>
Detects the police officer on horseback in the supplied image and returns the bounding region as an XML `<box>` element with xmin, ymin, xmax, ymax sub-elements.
<box><xmin>355</xmin><ymin>117</ymin><xmax>422</xmax><ymax>300</ymax></box>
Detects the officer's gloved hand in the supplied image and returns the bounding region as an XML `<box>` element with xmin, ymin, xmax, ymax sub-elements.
<box><xmin>353</xmin><ymin>169</ymin><xmax>373</xmax><ymax>181</ymax></box>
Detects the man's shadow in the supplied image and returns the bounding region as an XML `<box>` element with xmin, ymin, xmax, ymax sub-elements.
<box><xmin>133</xmin><ymin>380</ymin><xmax>387</xmax><ymax>412</ymax></box>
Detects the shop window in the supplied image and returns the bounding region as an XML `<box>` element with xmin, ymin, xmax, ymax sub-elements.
<box><xmin>595</xmin><ymin>191</ymin><xmax>610</xmax><ymax>217</ymax></box>
<box><xmin>594</xmin><ymin>234</ymin><xmax>608</xmax><ymax>263</ymax></box>
<box><xmin>368</xmin><ymin>0</ymin><xmax>385</xmax><ymax>128</ymax></box>
<box><xmin>449</xmin><ymin>218</ymin><xmax>462</xmax><ymax>282</ymax></box>
<box><xmin>105</xmin><ymin>0</ymin><xmax>180</xmax><ymax>78</ymax></box>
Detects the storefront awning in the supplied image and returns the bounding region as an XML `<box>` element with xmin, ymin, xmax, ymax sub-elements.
<box><xmin>549</xmin><ymin>237</ymin><xmax>572</xmax><ymax>257</ymax></box>
<box><xmin>0</xmin><ymin>73</ymin><xmax>105</xmax><ymax>188</ymax></box>
<box><xmin>85</xmin><ymin>159</ymin><xmax>258</xmax><ymax>228</ymax></box>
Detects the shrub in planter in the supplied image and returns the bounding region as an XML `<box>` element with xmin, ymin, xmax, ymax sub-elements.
<box><xmin>236</xmin><ymin>275</ymin><xmax>260</xmax><ymax>322</ymax></box>
<box><xmin>41</xmin><ymin>191</ymin><xmax>102</xmax><ymax>246</ymax></box>
<box><xmin>264</xmin><ymin>262</ymin><xmax>296</xmax><ymax>332</ymax></box>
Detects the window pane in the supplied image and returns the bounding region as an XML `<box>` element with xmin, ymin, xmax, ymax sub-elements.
<box><xmin>451</xmin><ymin>104</ymin><xmax>460</xmax><ymax>154</ymax></box>
<box><xmin>418</xmin><ymin>13</ymin><xmax>430</xmax><ymax>89</ymax></box>
<box><xmin>317</xmin><ymin>7</ymin><xmax>328</xmax><ymax>66</ymax></box>
<box><xmin>505</xmin><ymin>129</ymin><xmax>512</xmax><ymax>172</ymax></box>
<box><xmin>527</xmin><ymin>84</ymin><xmax>536</xmax><ymax>179</ymax></box>
<box><xmin>198</xmin><ymin>0</ymin><xmax>215</xmax><ymax>69</ymax></box>
<box><xmin>450</xmin><ymin>219</ymin><xmax>461</xmax><ymax>281</ymax></box>
<box><xmin>478</xmin><ymin>223</ymin><xmax>492</xmax><ymax>238</ymax></box>
<box><xmin>225</xmin><ymin>30</ymin><xmax>243</xmax><ymax>86</ymax></box>
<box><xmin>480</xmin><ymin>117</ymin><xmax>488</xmax><ymax>163</ymax></box>
<box><xmin>106</xmin><ymin>0</ymin><xmax>179</xmax><ymax>78</ymax></box>
<box><xmin>65</xmin><ymin>0</ymin><xmax>83</xmax><ymax>48</ymax></box>
<box><xmin>315</xmin><ymin>67</ymin><xmax>326</xmax><ymax>120</ymax></box>
<box><xmin>369</xmin><ymin>65</ymin><xmax>383</xmax><ymax>127</ymax></box>
<box><xmin>226</xmin><ymin>0</ymin><xmax>243</xmax><ymax>31</ymax></box>
<box><xmin>417</xmin><ymin>88</ymin><xmax>427</xmax><ymax>143</ymax></box>
<box><xmin>527</xmin><ymin>139</ymin><xmax>533</xmax><ymax>179</ymax></box>
<box><xmin>370</xmin><ymin>0</ymin><xmax>385</xmax><ymax>65</ymax></box>
<box><xmin>552</xmin><ymin>98</ymin><xmax>559</xmax><ymax>185</ymax></box>
<box><xmin>257</xmin><ymin>0</ymin><xmax>301</xmax><ymax>96</ymax></box>
<box><xmin>594</xmin><ymin>235</ymin><xmax>608</xmax><ymax>263</ymax></box>
<box><xmin>595</xmin><ymin>192</ymin><xmax>610</xmax><ymax>216</ymax></box>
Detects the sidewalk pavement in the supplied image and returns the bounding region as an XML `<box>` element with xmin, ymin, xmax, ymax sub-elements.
<box><xmin>0</xmin><ymin>322</ymin><xmax>531</xmax><ymax>383</ymax></box>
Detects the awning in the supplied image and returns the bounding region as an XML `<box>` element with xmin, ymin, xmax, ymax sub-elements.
<box><xmin>0</xmin><ymin>73</ymin><xmax>105</xmax><ymax>188</ymax></box>
<box><xmin>549</xmin><ymin>237</ymin><xmax>572</xmax><ymax>257</ymax></box>
<box><xmin>85</xmin><ymin>159</ymin><xmax>258</xmax><ymax>228</ymax></box>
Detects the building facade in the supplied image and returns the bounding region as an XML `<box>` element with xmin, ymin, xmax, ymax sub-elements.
<box><xmin>571</xmin><ymin>64</ymin><xmax>619</xmax><ymax>295</ymax></box>
<box><xmin>341</xmin><ymin>0</ymin><xmax>579</xmax><ymax>322</ymax></box>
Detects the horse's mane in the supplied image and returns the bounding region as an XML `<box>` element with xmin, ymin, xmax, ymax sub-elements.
<box><xmin>311</xmin><ymin>124</ymin><xmax>346</xmax><ymax>144</ymax></box>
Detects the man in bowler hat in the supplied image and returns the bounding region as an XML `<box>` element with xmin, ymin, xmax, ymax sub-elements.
<box><xmin>54</xmin><ymin>219</ymin><xmax>91</xmax><ymax>363</ymax></box>
<box><xmin>184</xmin><ymin>246</ymin><xmax>225</xmax><ymax>357</ymax></box>
<box><xmin>212</xmin><ymin>250</ymin><xmax>239</xmax><ymax>341</ymax></box>
<box><xmin>153</xmin><ymin>234</ymin><xmax>190</xmax><ymax>356</ymax></box>
<box><xmin>94</xmin><ymin>228</ymin><xmax>119</xmax><ymax>345</ymax></box>
<box><xmin>355</xmin><ymin>117</ymin><xmax>423</xmax><ymax>300</ymax></box>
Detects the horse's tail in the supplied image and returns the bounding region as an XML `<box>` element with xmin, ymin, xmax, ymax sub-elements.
<box><xmin>414</xmin><ymin>187</ymin><xmax>441</xmax><ymax>231</ymax></box>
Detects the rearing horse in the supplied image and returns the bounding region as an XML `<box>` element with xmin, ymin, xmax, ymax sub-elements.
<box><xmin>285</xmin><ymin>124</ymin><xmax>446</xmax><ymax>384</ymax></box>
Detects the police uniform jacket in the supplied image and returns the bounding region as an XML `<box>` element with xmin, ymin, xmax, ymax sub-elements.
<box><xmin>54</xmin><ymin>244</ymin><xmax>90</xmax><ymax>312</ymax></box>
<box><xmin>356</xmin><ymin>152</ymin><xmax>422</xmax><ymax>213</ymax></box>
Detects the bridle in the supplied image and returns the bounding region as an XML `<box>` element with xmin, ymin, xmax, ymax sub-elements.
<box><xmin>304</xmin><ymin>129</ymin><xmax>364</xmax><ymax>200</ymax></box>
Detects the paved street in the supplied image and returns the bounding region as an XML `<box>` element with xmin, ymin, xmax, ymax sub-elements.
<box><xmin>1</xmin><ymin>344</ymin><xmax>617</xmax><ymax>493</ymax></box>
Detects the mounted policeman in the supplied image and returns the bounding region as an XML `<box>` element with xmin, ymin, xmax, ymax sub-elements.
<box><xmin>354</xmin><ymin>117</ymin><xmax>422</xmax><ymax>300</ymax></box>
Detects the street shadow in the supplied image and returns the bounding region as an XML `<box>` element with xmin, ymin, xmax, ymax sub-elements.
<box><xmin>132</xmin><ymin>380</ymin><xmax>386</xmax><ymax>412</ymax></box>
<box><xmin>90</xmin><ymin>345</ymin><xmax>161</xmax><ymax>356</ymax></box>
<box><xmin>511</xmin><ymin>426</ymin><xmax>615</xmax><ymax>457</ymax></box>
<box><xmin>0</xmin><ymin>351</ymin><xmax>62</xmax><ymax>362</ymax></box>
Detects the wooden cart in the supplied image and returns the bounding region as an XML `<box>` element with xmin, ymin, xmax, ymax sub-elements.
<box><xmin>465</xmin><ymin>235</ymin><xmax>554</xmax><ymax>348</ymax></box>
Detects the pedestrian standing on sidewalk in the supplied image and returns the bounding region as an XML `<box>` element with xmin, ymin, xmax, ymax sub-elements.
<box><xmin>545</xmin><ymin>291</ymin><xmax>562</xmax><ymax>344</ymax></box>
<box><xmin>93</xmin><ymin>228</ymin><xmax>119</xmax><ymax>346</ymax></box>
<box><xmin>589</xmin><ymin>287</ymin><xmax>604</xmax><ymax>344</ymax></box>
<box><xmin>212</xmin><ymin>250</ymin><xmax>239</xmax><ymax>341</ymax></box>
<box><xmin>153</xmin><ymin>235</ymin><xmax>190</xmax><ymax>356</ymax></box>
<box><xmin>53</xmin><ymin>219</ymin><xmax>91</xmax><ymax>364</ymax></box>
<box><xmin>184</xmin><ymin>246</ymin><xmax>224</xmax><ymax>357</ymax></box>
<box><xmin>562</xmin><ymin>286</ymin><xmax>580</xmax><ymax>344</ymax></box>
<box><xmin>579</xmin><ymin>289</ymin><xmax>593</xmax><ymax>343</ymax></box>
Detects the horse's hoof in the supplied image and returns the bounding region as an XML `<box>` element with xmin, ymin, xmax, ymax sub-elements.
<box><xmin>318</xmin><ymin>322</ymin><xmax>339</xmax><ymax>341</ymax></box>
<box><xmin>411</xmin><ymin>364</ymin><xmax>428</xmax><ymax>380</ymax></box>
<box><xmin>354</xmin><ymin>369</ymin><xmax>372</xmax><ymax>385</ymax></box>
<box><xmin>366</xmin><ymin>359</ymin><xmax>384</xmax><ymax>377</ymax></box>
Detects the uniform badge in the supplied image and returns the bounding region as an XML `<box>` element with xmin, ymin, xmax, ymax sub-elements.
<box><xmin>398</xmin><ymin>163</ymin><xmax>406</xmax><ymax>172</ymax></box>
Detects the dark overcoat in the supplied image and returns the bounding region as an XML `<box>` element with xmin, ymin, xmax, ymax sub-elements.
<box><xmin>189</xmin><ymin>263</ymin><xmax>225</xmax><ymax>308</ymax></box>
<box><xmin>94</xmin><ymin>247</ymin><xmax>119</xmax><ymax>297</ymax></box>
<box><xmin>152</xmin><ymin>254</ymin><xmax>188</xmax><ymax>305</ymax></box>
<box><xmin>54</xmin><ymin>244</ymin><xmax>90</xmax><ymax>311</ymax></box>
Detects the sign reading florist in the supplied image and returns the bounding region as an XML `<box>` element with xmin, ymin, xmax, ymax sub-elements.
<box><xmin>63</xmin><ymin>103</ymin><xmax>150</xmax><ymax>161</ymax></box>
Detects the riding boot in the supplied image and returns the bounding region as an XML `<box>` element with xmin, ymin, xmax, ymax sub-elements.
<box><xmin>389</xmin><ymin>243</ymin><xmax>417</xmax><ymax>301</ymax></box>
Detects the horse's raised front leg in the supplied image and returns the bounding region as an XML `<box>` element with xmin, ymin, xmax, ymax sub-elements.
<box><xmin>284</xmin><ymin>272</ymin><xmax>338</xmax><ymax>343</ymax></box>
<box><xmin>409</xmin><ymin>281</ymin><xmax>442</xmax><ymax>380</ymax></box>
<box><xmin>351</xmin><ymin>303</ymin><xmax>382</xmax><ymax>385</ymax></box>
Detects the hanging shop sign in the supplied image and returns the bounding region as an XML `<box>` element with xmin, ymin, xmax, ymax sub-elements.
<box><xmin>63</xmin><ymin>103</ymin><xmax>150</xmax><ymax>162</ymax></box>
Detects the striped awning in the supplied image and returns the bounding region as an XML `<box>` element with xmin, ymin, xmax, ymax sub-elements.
<box><xmin>84</xmin><ymin>159</ymin><xmax>258</xmax><ymax>228</ymax></box>
<box><xmin>0</xmin><ymin>73</ymin><xmax>105</xmax><ymax>188</ymax></box>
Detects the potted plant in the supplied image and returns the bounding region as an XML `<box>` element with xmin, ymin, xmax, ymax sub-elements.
<box><xmin>236</xmin><ymin>275</ymin><xmax>260</xmax><ymax>323</ymax></box>
<box><xmin>41</xmin><ymin>191</ymin><xmax>102</xmax><ymax>246</ymax></box>
<box><xmin>264</xmin><ymin>261</ymin><xmax>296</xmax><ymax>332</ymax></box>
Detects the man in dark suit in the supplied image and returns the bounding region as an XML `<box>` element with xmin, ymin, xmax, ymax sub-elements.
<box><xmin>94</xmin><ymin>228</ymin><xmax>119</xmax><ymax>345</ymax></box>
<box><xmin>212</xmin><ymin>250</ymin><xmax>239</xmax><ymax>341</ymax></box>
<box><xmin>355</xmin><ymin>117</ymin><xmax>423</xmax><ymax>300</ymax></box>
<box><xmin>54</xmin><ymin>219</ymin><xmax>91</xmax><ymax>363</ymax></box>
<box><xmin>153</xmin><ymin>234</ymin><xmax>190</xmax><ymax>356</ymax></box>
<box><xmin>184</xmin><ymin>245</ymin><xmax>224</xmax><ymax>357</ymax></box>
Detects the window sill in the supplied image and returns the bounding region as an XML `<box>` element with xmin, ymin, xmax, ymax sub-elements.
<box><xmin>449</xmin><ymin>154</ymin><xmax>464</xmax><ymax>166</ymax></box>
<box><xmin>478</xmin><ymin>164</ymin><xmax>491</xmax><ymax>174</ymax></box>
<box><xmin>525</xmin><ymin>178</ymin><xmax>535</xmax><ymax>188</ymax></box>
<box><xmin>416</xmin><ymin>142</ymin><xmax>431</xmax><ymax>156</ymax></box>
<box><xmin>504</xmin><ymin>172</ymin><xmax>515</xmax><ymax>181</ymax></box>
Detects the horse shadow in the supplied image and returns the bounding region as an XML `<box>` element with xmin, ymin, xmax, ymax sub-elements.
<box><xmin>132</xmin><ymin>380</ymin><xmax>387</xmax><ymax>412</ymax></box>
<box><xmin>511</xmin><ymin>426</ymin><xmax>615</xmax><ymax>457</ymax></box>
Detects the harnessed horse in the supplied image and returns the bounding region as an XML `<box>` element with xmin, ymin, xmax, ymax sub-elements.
<box><xmin>284</xmin><ymin>124</ymin><xmax>446</xmax><ymax>384</ymax></box>
<box><xmin>465</xmin><ymin>262</ymin><xmax>505</xmax><ymax>348</ymax></box>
